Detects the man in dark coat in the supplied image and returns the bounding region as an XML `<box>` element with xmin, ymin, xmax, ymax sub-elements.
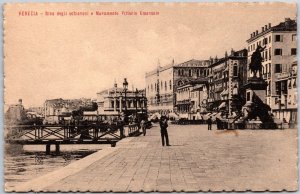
<box><xmin>207</xmin><ymin>116</ymin><xmax>212</xmax><ymax>130</ymax></box>
<box><xmin>159</xmin><ymin>116</ymin><xmax>170</xmax><ymax>146</ymax></box>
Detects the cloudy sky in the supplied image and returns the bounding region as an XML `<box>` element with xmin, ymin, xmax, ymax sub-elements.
<box><xmin>4</xmin><ymin>2</ymin><xmax>296</xmax><ymax>107</ymax></box>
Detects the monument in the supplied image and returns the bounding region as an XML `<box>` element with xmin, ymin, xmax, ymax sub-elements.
<box><xmin>241</xmin><ymin>45</ymin><xmax>276</xmax><ymax>128</ymax></box>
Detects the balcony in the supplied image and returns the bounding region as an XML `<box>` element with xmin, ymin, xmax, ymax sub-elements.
<box><xmin>275</xmin><ymin>72</ymin><xmax>289</xmax><ymax>80</ymax></box>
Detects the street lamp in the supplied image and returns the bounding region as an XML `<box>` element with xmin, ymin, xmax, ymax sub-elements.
<box><xmin>123</xmin><ymin>78</ymin><xmax>128</xmax><ymax>119</ymax></box>
<box><xmin>141</xmin><ymin>89</ymin><xmax>145</xmax><ymax>114</ymax></box>
<box><xmin>135</xmin><ymin>88</ymin><xmax>139</xmax><ymax>115</ymax></box>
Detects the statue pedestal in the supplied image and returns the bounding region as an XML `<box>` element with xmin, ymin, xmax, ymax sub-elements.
<box><xmin>242</xmin><ymin>77</ymin><xmax>268</xmax><ymax>117</ymax></box>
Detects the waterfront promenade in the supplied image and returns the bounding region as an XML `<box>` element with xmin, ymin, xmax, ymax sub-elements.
<box><xmin>14</xmin><ymin>124</ymin><xmax>297</xmax><ymax>192</ymax></box>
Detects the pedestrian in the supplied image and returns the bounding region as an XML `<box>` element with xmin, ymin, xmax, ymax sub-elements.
<box><xmin>159</xmin><ymin>116</ymin><xmax>170</xmax><ymax>146</ymax></box>
<box><xmin>207</xmin><ymin>116</ymin><xmax>212</xmax><ymax>130</ymax></box>
<box><xmin>119</xmin><ymin>117</ymin><xmax>125</xmax><ymax>139</ymax></box>
<box><xmin>216</xmin><ymin>117</ymin><xmax>221</xmax><ymax>130</ymax></box>
<box><xmin>140</xmin><ymin>119</ymin><xmax>146</xmax><ymax>136</ymax></box>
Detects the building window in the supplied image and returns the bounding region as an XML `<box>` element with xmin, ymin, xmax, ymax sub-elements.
<box><xmin>165</xmin><ymin>81</ymin><xmax>167</xmax><ymax>91</ymax></box>
<box><xmin>292</xmin><ymin>34</ymin><xmax>297</xmax><ymax>41</ymax></box>
<box><xmin>263</xmin><ymin>37</ymin><xmax>268</xmax><ymax>45</ymax></box>
<box><xmin>246</xmin><ymin>92</ymin><xmax>251</xmax><ymax>101</ymax></box>
<box><xmin>275</xmin><ymin>35</ymin><xmax>282</xmax><ymax>42</ymax></box>
<box><xmin>269</xmin><ymin>47</ymin><xmax>271</xmax><ymax>60</ymax></box>
<box><xmin>155</xmin><ymin>84</ymin><xmax>156</xmax><ymax>92</ymax></box>
<box><xmin>169</xmin><ymin>80</ymin><xmax>172</xmax><ymax>90</ymax></box>
<box><xmin>178</xmin><ymin>80</ymin><xmax>183</xmax><ymax>86</ymax></box>
<box><xmin>161</xmin><ymin>81</ymin><xmax>163</xmax><ymax>88</ymax></box>
<box><xmin>291</xmin><ymin>48</ymin><xmax>297</xmax><ymax>55</ymax></box>
<box><xmin>265</xmin><ymin>50</ymin><xmax>268</xmax><ymax>60</ymax></box>
<box><xmin>274</xmin><ymin>49</ymin><xmax>282</xmax><ymax>56</ymax></box>
<box><xmin>189</xmin><ymin>69</ymin><xmax>192</xmax><ymax>77</ymax></box>
<box><xmin>269</xmin><ymin>35</ymin><xmax>271</xmax><ymax>43</ymax></box>
<box><xmin>275</xmin><ymin>64</ymin><xmax>282</xmax><ymax>73</ymax></box>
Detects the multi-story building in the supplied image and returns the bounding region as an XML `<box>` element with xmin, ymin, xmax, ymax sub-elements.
<box><xmin>272</xmin><ymin>59</ymin><xmax>297</xmax><ymax>124</ymax></box>
<box><xmin>145</xmin><ymin>59</ymin><xmax>210</xmax><ymax>114</ymax></box>
<box><xmin>44</xmin><ymin>98</ymin><xmax>95</xmax><ymax>123</ymax></box>
<box><xmin>96</xmin><ymin>82</ymin><xmax>147</xmax><ymax>116</ymax></box>
<box><xmin>175</xmin><ymin>79</ymin><xmax>209</xmax><ymax>119</ymax></box>
<box><xmin>246</xmin><ymin>18</ymin><xmax>297</xmax><ymax>119</ymax></box>
<box><xmin>145</xmin><ymin>60</ymin><xmax>174</xmax><ymax>113</ymax></box>
<box><xmin>207</xmin><ymin>49</ymin><xmax>248</xmax><ymax>115</ymax></box>
<box><xmin>5</xmin><ymin>99</ymin><xmax>27</xmax><ymax>123</ymax></box>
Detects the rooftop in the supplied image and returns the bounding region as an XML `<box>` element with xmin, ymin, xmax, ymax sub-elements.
<box><xmin>247</xmin><ymin>18</ymin><xmax>297</xmax><ymax>43</ymax></box>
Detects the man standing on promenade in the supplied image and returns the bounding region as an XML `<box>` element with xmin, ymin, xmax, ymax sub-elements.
<box><xmin>140</xmin><ymin>119</ymin><xmax>146</xmax><ymax>136</ymax></box>
<box><xmin>118</xmin><ymin>117</ymin><xmax>125</xmax><ymax>138</ymax></box>
<box><xmin>159</xmin><ymin>116</ymin><xmax>170</xmax><ymax>146</ymax></box>
<box><xmin>207</xmin><ymin>116</ymin><xmax>212</xmax><ymax>130</ymax></box>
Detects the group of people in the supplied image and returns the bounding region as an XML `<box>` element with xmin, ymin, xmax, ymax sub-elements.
<box><xmin>118</xmin><ymin>114</ymin><xmax>171</xmax><ymax>147</ymax></box>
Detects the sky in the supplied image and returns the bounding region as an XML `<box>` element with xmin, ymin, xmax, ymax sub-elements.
<box><xmin>4</xmin><ymin>2</ymin><xmax>296</xmax><ymax>107</ymax></box>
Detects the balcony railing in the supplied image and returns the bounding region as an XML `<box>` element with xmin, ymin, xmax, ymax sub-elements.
<box><xmin>275</xmin><ymin>72</ymin><xmax>289</xmax><ymax>80</ymax></box>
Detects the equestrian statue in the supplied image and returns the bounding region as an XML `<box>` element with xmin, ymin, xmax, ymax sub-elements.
<box><xmin>249</xmin><ymin>45</ymin><xmax>266</xmax><ymax>78</ymax></box>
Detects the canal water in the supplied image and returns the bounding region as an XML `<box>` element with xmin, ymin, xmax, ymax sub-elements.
<box><xmin>5</xmin><ymin>144</ymin><xmax>110</xmax><ymax>191</ymax></box>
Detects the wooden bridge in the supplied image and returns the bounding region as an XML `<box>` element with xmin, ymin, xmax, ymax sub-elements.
<box><xmin>6</xmin><ymin>123</ymin><xmax>141</xmax><ymax>154</ymax></box>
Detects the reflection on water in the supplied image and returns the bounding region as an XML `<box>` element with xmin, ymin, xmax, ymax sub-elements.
<box><xmin>5</xmin><ymin>144</ymin><xmax>108</xmax><ymax>191</ymax></box>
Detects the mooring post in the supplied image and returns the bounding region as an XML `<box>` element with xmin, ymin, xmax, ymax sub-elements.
<box><xmin>46</xmin><ymin>144</ymin><xmax>51</xmax><ymax>155</ymax></box>
<box><xmin>111</xmin><ymin>142</ymin><xmax>116</xmax><ymax>147</ymax></box>
<box><xmin>55</xmin><ymin>143</ymin><xmax>60</xmax><ymax>154</ymax></box>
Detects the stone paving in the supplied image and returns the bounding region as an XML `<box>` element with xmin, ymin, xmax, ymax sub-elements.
<box><xmin>16</xmin><ymin>124</ymin><xmax>298</xmax><ymax>192</ymax></box>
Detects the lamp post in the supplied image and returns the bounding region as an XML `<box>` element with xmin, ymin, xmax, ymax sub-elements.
<box><xmin>123</xmin><ymin>78</ymin><xmax>128</xmax><ymax>119</ymax></box>
<box><xmin>135</xmin><ymin>88</ymin><xmax>139</xmax><ymax>115</ymax></box>
<box><xmin>141</xmin><ymin>90</ymin><xmax>144</xmax><ymax>114</ymax></box>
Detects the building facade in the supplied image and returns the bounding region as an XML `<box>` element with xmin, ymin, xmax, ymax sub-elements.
<box><xmin>96</xmin><ymin>83</ymin><xmax>147</xmax><ymax>116</ymax></box>
<box><xmin>145</xmin><ymin>59</ymin><xmax>210</xmax><ymax>114</ymax></box>
<box><xmin>5</xmin><ymin>99</ymin><xmax>27</xmax><ymax>123</ymax></box>
<box><xmin>207</xmin><ymin>49</ymin><xmax>248</xmax><ymax>115</ymax></box>
<box><xmin>175</xmin><ymin>79</ymin><xmax>209</xmax><ymax>119</ymax></box>
<box><xmin>246</xmin><ymin>18</ymin><xmax>297</xmax><ymax>120</ymax></box>
<box><xmin>44</xmin><ymin>98</ymin><xmax>95</xmax><ymax>124</ymax></box>
<box><xmin>145</xmin><ymin>61</ymin><xmax>174</xmax><ymax>113</ymax></box>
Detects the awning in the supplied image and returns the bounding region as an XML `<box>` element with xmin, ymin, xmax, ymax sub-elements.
<box><xmin>218</xmin><ymin>102</ymin><xmax>226</xmax><ymax>109</ymax></box>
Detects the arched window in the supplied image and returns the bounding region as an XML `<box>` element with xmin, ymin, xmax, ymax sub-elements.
<box><xmin>178</xmin><ymin>80</ymin><xmax>183</xmax><ymax>86</ymax></box>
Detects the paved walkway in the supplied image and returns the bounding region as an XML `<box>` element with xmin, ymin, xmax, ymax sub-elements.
<box><xmin>15</xmin><ymin>124</ymin><xmax>297</xmax><ymax>192</ymax></box>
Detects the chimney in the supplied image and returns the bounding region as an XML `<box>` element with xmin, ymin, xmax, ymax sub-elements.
<box><xmin>250</xmin><ymin>33</ymin><xmax>253</xmax><ymax>38</ymax></box>
<box><xmin>285</xmin><ymin>18</ymin><xmax>291</xmax><ymax>27</ymax></box>
<box><xmin>253</xmin><ymin>32</ymin><xmax>255</xmax><ymax>37</ymax></box>
<box><xmin>268</xmin><ymin>23</ymin><xmax>271</xmax><ymax>28</ymax></box>
<box><xmin>262</xmin><ymin>27</ymin><xmax>264</xmax><ymax>32</ymax></box>
<box><xmin>18</xmin><ymin>99</ymin><xmax>22</xmax><ymax>105</ymax></box>
<box><xmin>256</xmin><ymin>30</ymin><xmax>258</xmax><ymax>35</ymax></box>
<box><xmin>265</xmin><ymin>24</ymin><xmax>268</xmax><ymax>30</ymax></box>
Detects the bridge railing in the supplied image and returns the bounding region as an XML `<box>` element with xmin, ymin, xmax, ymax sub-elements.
<box><xmin>5</xmin><ymin>124</ymin><xmax>122</xmax><ymax>144</ymax></box>
<box><xmin>127</xmin><ymin>123</ymin><xmax>141</xmax><ymax>137</ymax></box>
